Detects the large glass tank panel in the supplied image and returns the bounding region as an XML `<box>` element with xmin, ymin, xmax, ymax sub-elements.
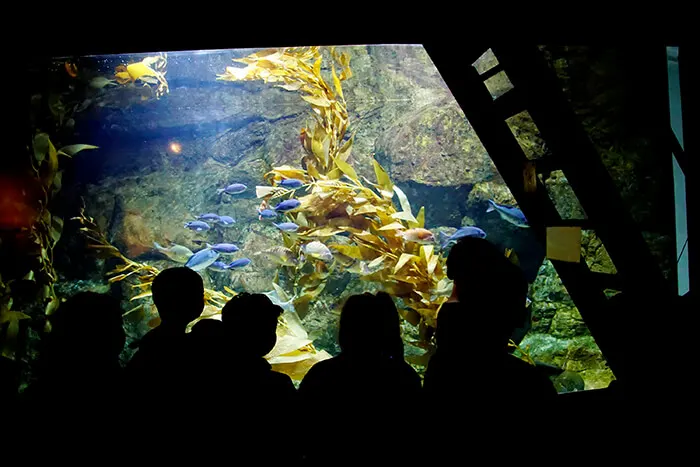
<box><xmin>7</xmin><ymin>45</ymin><xmax>614</xmax><ymax>392</ymax></box>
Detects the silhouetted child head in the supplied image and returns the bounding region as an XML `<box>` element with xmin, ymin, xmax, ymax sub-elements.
<box><xmin>444</xmin><ymin>237</ymin><xmax>528</xmax><ymax>347</ymax></box>
<box><xmin>221</xmin><ymin>293</ymin><xmax>282</xmax><ymax>358</ymax></box>
<box><xmin>339</xmin><ymin>292</ymin><xmax>403</xmax><ymax>358</ymax></box>
<box><xmin>151</xmin><ymin>267</ymin><xmax>204</xmax><ymax>329</ymax></box>
<box><xmin>47</xmin><ymin>292</ymin><xmax>125</xmax><ymax>365</ymax></box>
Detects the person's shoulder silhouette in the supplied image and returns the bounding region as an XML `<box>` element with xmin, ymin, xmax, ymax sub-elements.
<box><xmin>301</xmin><ymin>292</ymin><xmax>420</xmax><ymax>400</ymax></box>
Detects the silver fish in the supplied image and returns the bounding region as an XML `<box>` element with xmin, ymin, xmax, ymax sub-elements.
<box><xmin>185</xmin><ymin>248</ymin><xmax>220</xmax><ymax>271</ymax></box>
<box><xmin>301</xmin><ymin>241</ymin><xmax>333</xmax><ymax>262</ymax></box>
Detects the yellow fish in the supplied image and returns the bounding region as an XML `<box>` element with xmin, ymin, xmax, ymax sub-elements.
<box><xmin>255</xmin><ymin>247</ymin><xmax>298</xmax><ymax>266</ymax></box>
<box><xmin>153</xmin><ymin>242</ymin><xmax>194</xmax><ymax>263</ymax></box>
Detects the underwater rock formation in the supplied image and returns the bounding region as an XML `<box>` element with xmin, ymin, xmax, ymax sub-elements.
<box><xmin>541</xmin><ymin>170</ymin><xmax>587</xmax><ymax>220</ymax></box>
<box><xmin>581</xmin><ymin>230</ymin><xmax>617</xmax><ymax>274</ymax></box>
<box><xmin>375</xmin><ymin>101</ymin><xmax>498</xmax><ymax>187</ymax></box>
<box><xmin>523</xmin><ymin>259</ymin><xmax>615</xmax><ymax>390</ymax></box>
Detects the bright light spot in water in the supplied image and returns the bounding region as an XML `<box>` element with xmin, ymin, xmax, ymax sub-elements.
<box><xmin>169</xmin><ymin>142</ymin><xmax>182</xmax><ymax>154</ymax></box>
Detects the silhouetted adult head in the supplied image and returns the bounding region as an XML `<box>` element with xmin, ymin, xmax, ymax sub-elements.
<box><xmin>444</xmin><ymin>237</ymin><xmax>527</xmax><ymax>347</ymax></box>
<box><xmin>339</xmin><ymin>292</ymin><xmax>402</xmax><ymax>358</ymax></box>
<box><xmin>47</xmin><ymin>292</ymin><xmax>125</xmax><ymax>366</ymax></box>
<box><xmin>221</xmin><ymin>293</ymin><xmax>282</xmax><ymax>357</ymax></box>
<box><xmin>151</xmin><ymin>267</ymin><xmax>204</xmax><ymax>329</ymax></box>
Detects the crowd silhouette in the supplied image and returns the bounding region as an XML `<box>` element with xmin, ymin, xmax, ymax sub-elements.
<box><xmin>8</xmin><ymin>237</ymin><xmax>569</xmax><ymax>460</ymax></box>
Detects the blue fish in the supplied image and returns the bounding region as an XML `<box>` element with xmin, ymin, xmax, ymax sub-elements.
<box><xmin>258</xmin><ymin>209</ymin><xmax>277</xmax><ymax>220</ymax></box>
<box><xmin>184</xmin><ymin>220</ymin><xmax>211</xmax><ymax>232</ymax></box>
<box><xmin>208</xmin><ymin>261</ymin><xmax>232</xmax><ymax>272</ymax></box>
<box><xmin>273</xmin><ymin>222</ymin><xmax>300</xmax><ymax>232</ymax></box>
<box><xmin>278</xmin><ymin>178</ymin><xmax>304</xmax><ymax>189</ymax></box>
<box><xmin>227</xmin><ymin>258</ymin><xmax>251</xmax><ymax>269</ymax></box>
<box><xmin>486</xmin><ymin>200</ymin><xmax>529</xmax><ymax>228</ymax></box>
<box><xmin>206</xmin><ymin>243</ymin><xmax>240</xmax><ymax>254</ymax></box>
<box><xmin>197</xmin><ymin>213</ymin><xmax>220</xmax><ymax>222</ymax></box>
<box><xmin>218</xmin><ymin>215</ymin><xmax>235</xmax><ymax>226</ymax></box>
<box><xmin>217</xmin><ymin>183</ymin><xmax>247</xmax><ymax>195</ymax></box>
<box><xmin>438</xmin><ymin>226</ymin><xmax>487</xmax><ymax>249</ymax></box>
<box><xmin>185</xmin><ymin>248</ymin><xmax>220</xmax><ymax>271</ymax></box>
<box><xmin>274</xmin><ymin>199</ymin><xmax>301</xmax><ymax>212</ymax></box>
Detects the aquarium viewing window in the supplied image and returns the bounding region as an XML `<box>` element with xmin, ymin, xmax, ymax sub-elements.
<box><xmin>7</xmin><ymin>45</ymin><xmax>623</xmax><ymax>393</ymax></box>
<box><xmin>666</xmin><ymin>46</ymin><xmax>689</xmax><ymax>296</ymax></box>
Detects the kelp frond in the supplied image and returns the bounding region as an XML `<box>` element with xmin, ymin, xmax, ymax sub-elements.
<box><xmin>508</xmin><ymin>339</ymin><xmax>536</xmax><ymax>366</ymax></box>
<box><xmin>114</xmin><ymin>53</ymin><xmax>169</xmax><ymax>99</ymax></box>
<box><xmin>72</xmin><ymin>205</ymin><xmax>160</xmax><ymax>287</ymax></box>
<box><xmin>219</xmin><ymin>47</ymin><xmax>352</xmax><ymax>176</ymax></box>
<box><xmin>220</xmin><ymin>47</ymin><xmax>450</xmax><ymax>329</ymax></box>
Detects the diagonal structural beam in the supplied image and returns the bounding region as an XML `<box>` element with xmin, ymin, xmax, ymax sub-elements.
<box><xmin>492</xmin><ymin>45</ymin><xmax>671</xmax><ymax>297</ymax></box>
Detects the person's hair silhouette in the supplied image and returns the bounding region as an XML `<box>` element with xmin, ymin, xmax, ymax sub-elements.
<box><xmin>444</xmin><ymin>237</ymin><xmax>528</xmax><ymax>348</ymax></box>
<box><xmin>151</xmin><ymin>266</ymin><xmax>205</xmax><ymax>330</ymax></box>
<box><xmin>338</xmin><ymin>292</ymin><xmax>404</xmax><ymax>360</ymax></box>
<box><xmin>222</xmin><ymin>292</ymin><xmax>282</xmax><ymax>357</ymax></box>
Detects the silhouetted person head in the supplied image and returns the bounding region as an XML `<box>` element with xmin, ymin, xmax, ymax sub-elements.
<box><xmin>221</xmin><ymin>293</ymin><xmax>282</xmax><ymax>358</ymax></box>
<box><xmin>444</xmin><ymin>237</ymin><xmax>527</xmax><ymax>348</ymax></box>
<box><xmin>46</xmin><ymin>292</ymin><xmax>125</xmax><ymax>367</ymax></box>
<box><xmin>339</xmin><ymin>292</ymin><xmax>402</xmax><ymax>358</ymax></box>
<box><xmin>151</xmin><ymin>267</ymin><xmax>204</xmax><ymax>330</ymax></box>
